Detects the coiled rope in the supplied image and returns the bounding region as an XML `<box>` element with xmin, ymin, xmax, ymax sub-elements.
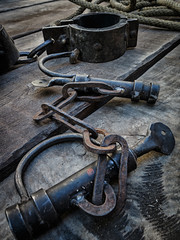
<box><xmin>66</xmin><ymin>0</ymin><xmax>180</xmax><ymax>30</ymax></box>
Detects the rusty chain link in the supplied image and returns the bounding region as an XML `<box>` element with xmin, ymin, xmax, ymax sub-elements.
<box><xmin>33</xmin><ymin>81</ymin><xmax>130</xmax><ymax>216</ymax></box>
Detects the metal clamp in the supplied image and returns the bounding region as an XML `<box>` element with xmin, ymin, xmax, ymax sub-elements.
<box><xmin>83</xmin><ymin>129</ymin><xmax>116</xmax><ymax>154</ymax></box>
<box><xmin>43</xmin><ymin>12</ymin><xmax>138</xmax><ymax>63</ymax></box>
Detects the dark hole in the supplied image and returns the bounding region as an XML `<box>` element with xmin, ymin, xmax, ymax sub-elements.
<box><xmin>76</xmin><ymin>13</ymin><xmax>120</xmax><ymax>29</ymax></box>
<box><xmin>161</xmin><ymin>130</ymin><xmax>166</xmax><ymax>136</ymax></box>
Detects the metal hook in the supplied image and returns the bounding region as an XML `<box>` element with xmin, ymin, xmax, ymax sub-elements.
<box><xmin>71</xmin><ymin>183</ymin><xmax>116</xmax><ymax>216</ymax></box>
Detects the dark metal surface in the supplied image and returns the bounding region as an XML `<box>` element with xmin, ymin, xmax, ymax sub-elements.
<box><xmin>5</xmin><ymin>122</ymin><xmax>175</xmax><ymax>239</ymax></box>
<box><xmin>62</xmin><ymin>81</ymin><xmax>114</xmax><ymax>100</ymax></box>
<box><xmin>133</xmin><ymin>122</ymin><xmax>175</xmax><ymax>157</ymax></box>
<box><xmin>27</xmin><ymin>38</ymin><xmax>54</xmax><ymax>59</ymax></box>
<box><xmin>33</xmin><ymin>79</ymin><xmax>160</xmax><ymax>126</ymax></box>
<box><xmin>64</xmin><ymin>77</ymin><xmax>160</xmax><ymax>104</ymax></box>
<box><xmin>0</xmin><ymin>25</ymin><xmax>56</xmax><ymax>71</ymax></box>
<box><xmin>33</xmin><ymin>61</ymin><xmax>160</xmax><ymax>103</ymax></box>
<box><xmin>17</xmin><ymin>38</ymin><xmax>54</xmax><ymax>64</ymax></box>
<box><xmin>38</xmin><ymin>50</ymin><xmax>78</xmax><ymax>78</ymax></box>
<box><xmin>32</xmin><ymin>79</ymin><xmax>160</xmax><ymax>160</ymax></box>
<box><xmin>0</xmin><ymin>25</ymin><xmax>19</xmax><ymax>73</ymax></box>
<box><xmin>43</xmin><ymin>12</ymin><xmax>138</xmax><ymax>62</ymax></box>
<box><xmin>16</xmin><ymin>52</ymin><xmax>37</xmax><ymax>64</ymax></box>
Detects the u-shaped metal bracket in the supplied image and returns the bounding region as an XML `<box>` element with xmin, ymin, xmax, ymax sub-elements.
<box><xmin>71</xmin><ymin>183</ymin><xmax>116</xmax><ymax>216</ymax></box>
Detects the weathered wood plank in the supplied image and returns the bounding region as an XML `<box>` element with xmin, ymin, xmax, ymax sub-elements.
<box><xmin>0</xmin><ymin>0</ymin><xmax>63</xmax><ymax>13</ymax></box>
<box><xmin>0</xmin><ymin>0</ymin><xmax>78</xmax><ymax>36</ymax></box>
<box><xmin>119</xmin><ymin>34</ymin><xmax>180</xmax><ymax>82</ymax></box>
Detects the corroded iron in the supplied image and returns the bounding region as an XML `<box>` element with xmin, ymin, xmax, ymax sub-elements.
<box><xmin>0</xmin><ymin>25</ymin><xmax>54</xmax><ymax>72</ymax></box>
<box><xmin>83</xmin><ymin>129</ymin><xmax>116</xmax><ymax>154</ymax></box>
<box><xmin>0</xmin><ymin>24</ymin><xmax>19</xmax><ymax>73</ymax></box>
<box><xmin>5</xmin><ymin>123</ymin><xmax>175</xmax><ymax>240</ymax></box>
<box><xmin>72</xmin><ymin>183</ymin><xmax>117</xmax><ymax>216</ymax></box>
<box><xmin>101</xmin><ymin>134</ymin><xmax>129</xmax><ymax>214</ymax></box>
<box><xmin>41</xmin><ymin>103</ymin><xmax>99</xmax><ymax>139</ymax></box>
<box><xmin>33</xmin><ymin>79</ymin><xmax>160</xmax><ymax>125</ymax></box>
<box><xmin>43</xmin><ymin>12</ymin><xmax>138</xmax><ymax>62</ymax></box>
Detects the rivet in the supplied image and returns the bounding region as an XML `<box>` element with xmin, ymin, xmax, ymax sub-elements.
<box><xmin>93</xmin><ymin>42</ymin><xmax>103</xmax><ymax>51</ymax></box>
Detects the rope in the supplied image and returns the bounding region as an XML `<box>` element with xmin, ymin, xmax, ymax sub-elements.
<box><xmin>110</xmin><ymin>0</ymin><xmax>136</xmax><ymax>12</ymax></box>
<box><xmin>156</xmin><ymin>0</ymin><xmax>180</xmax><ymax>13</ymax></box>
<box><xmin>55</xmin><ymin>0</ymin><xmax>104</xmax><ymax>25</ymax></box>
<box><xmin>135</xmin><ymin>8</ymin><xmax>179</xmax><ymax>17</ymax></box>
<box><xmin>68</xmin><ymin>0</ymin><xmax>180</xmax><ymax>30</ymax></box>
<box><xmin>141</xmin><ymin>6</ymin><xmax>170</xmax><ymax>10</ymax></box>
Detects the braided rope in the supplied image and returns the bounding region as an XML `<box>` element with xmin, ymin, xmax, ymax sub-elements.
<box><xmin>135</xmin><ymin>8</ymin><xmax>179</xmax><ymax>16</ymax></box>
<box><xmin>156</xmin><ymin>0</ymin><xmax>180</xmax><ymax>13</ymax></box>
<box><xmin>110</xmin><ymin>0</ymin><xmax>136</xmax><ymax>12</ymax></box>
<box><xmin>68</xmin><ymin>0</ymin><xmax>180</xmax><ymax>30</ymax></box>
<box><xmin>110</xmin><ymin>0</ymin><xmax>157</xmax><ymax>9</ymax></box>
<box><xmin>141</xmin><ymin>6</ymin><xmax>169</xmax><ymax>10</ymax></box>
<box><xmin>55</xmin><ymin>0</ymin><xmax>105</xmax><ymax>25</ymax></box>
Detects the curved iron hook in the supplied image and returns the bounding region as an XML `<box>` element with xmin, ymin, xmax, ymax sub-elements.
<box><xmin>72</xmin><ymin>183</ymin><xmax>116</xmax><ymax>216</ymax></box>
<box><xmin>38</xmin><ymin>49</ymin><xmax>79</xmax><ymax>78</ymax></box>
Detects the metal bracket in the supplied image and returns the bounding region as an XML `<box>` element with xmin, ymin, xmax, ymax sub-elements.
<box><xmin>43</xmin><ymin>12</ymin><xmax>138</xmax><ymax>62</ymax></box>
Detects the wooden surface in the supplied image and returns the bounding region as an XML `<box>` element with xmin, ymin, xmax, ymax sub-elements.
<box><xmin>0</xmin><ymin>23</ymin><xmax>179</xmax><ymax>179</ymax></box>
<box><xmin>0</xmin><ymin>1</ymin><xmax>180</xmax><ymax>240</ymax></box>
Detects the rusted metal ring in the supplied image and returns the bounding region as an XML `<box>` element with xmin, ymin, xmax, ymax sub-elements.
<box><xmin>83</xmin><ymin>129</ymin><xmax>116</xmax><ymax>154</ymax></box>
<box><xmin>72</xmin><ymin>183</ymin><xmax>116</xmax><ymax>216</ymax></box>
<box><xmin>102</xmin><ymin>134</ymin><xmax>129</xmax><ymax>213</ymax></box>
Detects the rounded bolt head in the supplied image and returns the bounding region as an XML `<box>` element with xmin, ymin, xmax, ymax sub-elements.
<box><xmin>93</xmin><ymin>43</ymin><xmax>103</xmax><ymax>51</ymax></box>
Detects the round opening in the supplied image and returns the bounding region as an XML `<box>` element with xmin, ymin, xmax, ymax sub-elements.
<box><xmin>76</xmin><ymin>13</ymin><xmax>120</xmax><ymax>29</ymax></box>
<box><xmin>161</xmin><ymin>130</ymin><xmax>166</xmax><ymax>136</ymax></box>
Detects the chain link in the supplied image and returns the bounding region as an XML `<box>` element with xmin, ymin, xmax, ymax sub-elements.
<box><xmin>33</xmin><ymin>81</ymin><xmax>130</xmax><ymax>215</ymax></box>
